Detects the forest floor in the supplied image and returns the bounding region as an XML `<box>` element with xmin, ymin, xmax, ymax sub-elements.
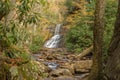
<box><xmin>32</xmin><ymin>48</ymin><xmax>92</xmax><ymax>80</ymax></box>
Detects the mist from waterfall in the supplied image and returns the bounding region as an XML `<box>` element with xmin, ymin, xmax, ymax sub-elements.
<box><xmin>44</xmin><ymin>24</ymin><xmax>62</xmax><ymax>48</ymax></box>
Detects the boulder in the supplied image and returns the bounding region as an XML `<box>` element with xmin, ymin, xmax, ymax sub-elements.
<box><xmin>55</xmin><ymin>76</ymin><xmax>76</xmax><ymax>80</ymax></box>
<box><xmin>50</xmin><ymin>69</ymin><xmax>73</xmax><ymax>77</ymax></box>
<box><xmin>43</xmin><ymin>78</ymin><xmax>54</xmax><ymax>80</ymax></box>
<box><xmin>60</xmin><ymin>63</ymin><xmax>74</xmax><ymax>74</ymax></box>
<box><xmin>74</xmin><ymin>60</ymin><xmax>92</xmax><ymax>73</ymax></box>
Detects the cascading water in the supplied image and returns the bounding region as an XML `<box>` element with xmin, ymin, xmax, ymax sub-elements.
<box><xmin>44</xmin><ymin>24</ymin><xmax>62</xmax><ymax>48</ymax></box>
<box><xmin>54</xmin><ymin>24</ymin><xmax>61</xmax><ymax>35</ymax></box>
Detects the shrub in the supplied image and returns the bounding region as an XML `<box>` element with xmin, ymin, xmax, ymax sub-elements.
<box><xmin>65</xmin><ymin>0</ymin><xmax>117</xmax><ymax>54</ymax></box>
<box><xmin>65</xmin><ymin>19</ymin><xmax>93</xmax><ymax>52</ymax></box>
<box><xmin>103</xmin><ymin>0</ymin><xmax>117</xmax><ymax>55</ymax></box>
<box><xmin>29</xmin><ymin>36</ymin><xmax>44</xmax><ymax>53</ymax></box>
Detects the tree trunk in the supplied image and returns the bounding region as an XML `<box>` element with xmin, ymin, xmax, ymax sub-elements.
<box><xmin>105</xmin><ymin>0</ymin><xmax>120</xmax><ymax>80</ymax></box>
<box><xmin>88</xmin><ymin>0</ymin><xmax>106</xmax><ymax>80</ymax></box>
<box><xmin>76</xmin><ymin>45</ymin><xmax>93</xmax><ymax>59</ymax></box>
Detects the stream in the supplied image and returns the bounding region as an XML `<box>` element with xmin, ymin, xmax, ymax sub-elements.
<box><xmin>32</xmin><ymin>50</ymin><xmax>90</xmax><ymax>80</ymax></box>
<box><xmin>31</xmin><ymin>24</ymin><xmax>90</xmax><ymax>80</ymax></box>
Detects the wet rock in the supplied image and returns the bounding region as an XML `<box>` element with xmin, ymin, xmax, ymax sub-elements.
<box><xmin>74</xmin><ymin>60</ymin><xmax>92</xmax><ymax>73</ymax></box>
<box><xmin>55</xmin><ymin>56</ymin><xmax>64</xmax><ymax>60</ymax></box>
<box><xmin>55</xmin><ymin>76</ymin><xmax>76</xmax><ymax>80</ymax></box>
<box><xmin>74</xmin><ymin>73</ymin><xmax>89</xmax><ymax>80</ymax></box>
<box><xmin>44</xmin><ymin>62</ymin><xmax>59</xmax><ymax>70</ymax></box>
<box><xmin>60</xmin><ymin>63</ymin><xmax>74</xmax><ymax>74</ymax></box>
<box><xmin>39</xmin><ymin>48</ymin><xmax>64</xmax><ymax>55</ymax></box>
<box><xmin>46</xmin><ymin>56</ymin><xmax>54</xmax><ymax>60</ymax></box>
<box><xmin>32</xmin><ymin>48</ymin><xmax>92</xmax><ymax>79</ymax></box>
<box><xmin>50</xmin><ymin>69</ymin><xmax>73</xmax><ymax>77</ymax></box>
<box><xmin>43</xmin><ymin>78</ymin><xmax>54</xmax><ymax>80</ymax></box>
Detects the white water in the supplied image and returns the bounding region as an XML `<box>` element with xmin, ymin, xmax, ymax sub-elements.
<box><xmin>44</xmin><ymin>24</ymin><xmax>62</xmax><ymax>48</ymax></box>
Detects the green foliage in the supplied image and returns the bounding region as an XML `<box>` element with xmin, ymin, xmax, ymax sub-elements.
<box><xmin>4</xmin><ymin>60</ymin><xmax>47</xmax><ymax>80</ymax></box>
<box><xmin>65</xmin><ymin>18</ymin><xmax>93</xmax><ymax>52</ymax></box>
<box><xmin>103</xmin><ymin>0</ymin><xmax>117</xmax><ymax>55</ymax></box>
<box><xmin>17</xmin><ymin>61</ymin><xmax>48</xmax><ymax>80</ymax></box>
<box><xmin>18</xmin><ymin>0</ymin><xmax>40</xmax><ymax>24</ymax></box>
<box><xmin>65</xmin><ymin>0</ymin><xmax>74</xmax><ymax>13</ymax></box>
<box><xmin>0</xmin><ymin>0</ymin><xmax>10</xmax><ymax>15</ymax></box>
<box><xmin>65</xmin><ymin>0</ymin><xmax>117</xmax><ymax>54</ymax></box>
<box><xmin>65</xmin><ymin>0</ymin><xmax>94</xmax><ymax>53</ymax></box>
<box><xmin>6</xmin><ymin>21</ymin><xmax>19</xmax><ymax>44</ymax></box>
<box><xmin>29</xmin><ymin>36</ymin><xmax>44</xmax><ymax>52</ymax></box>
<box><xmin>0</xmin><ymin>0</ymin><xmax>47</xmax><ymax>58</ymax></box>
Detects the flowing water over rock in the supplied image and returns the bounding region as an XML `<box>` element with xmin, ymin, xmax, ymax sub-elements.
<box><xmin>32</xmin><ymin>48</ymin><xmax>92</xmax><ymax>80</ymax></box>
<box><xmin>44</xmin><ymin>24</ymin><xmax>62</xmax><ymax>48</ymax></box>
<box><xmin>44</xmin><ymin>62</ymin><xmax>59</xmax><ymax>70</ymax></box>
<box><xmin>33</xmin><ymin>23</ymin><xmax>92</xmax><ymax>79</ymax></box>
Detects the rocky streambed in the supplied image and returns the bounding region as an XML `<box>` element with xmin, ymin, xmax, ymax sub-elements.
<box><xmin>32</xmin><ymin>48</ymin><xmax>93</xmax><ymax>80</ymax></box>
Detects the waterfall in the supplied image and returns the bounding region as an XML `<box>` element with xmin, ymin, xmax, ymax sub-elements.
<box><xmin>54</xmin><ymin>24</ymin><xmax>61</xmax><ymax>35</ymax></box>
<box><xmin>44</xmin><ymin>24</ymin><xmax>62</xmax><ymax>48</ymax></box>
